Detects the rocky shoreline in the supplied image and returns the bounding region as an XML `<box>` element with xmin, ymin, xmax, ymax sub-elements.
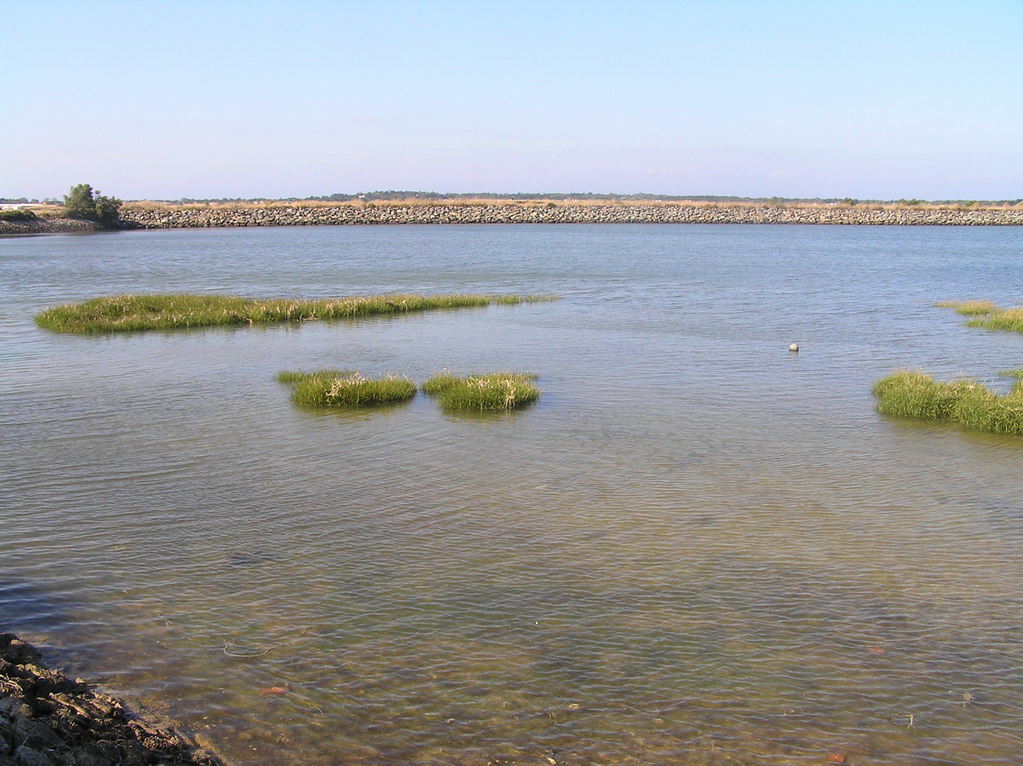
<box><xmin>0</xmin><ymin>218</ymin><xmax>102</xmax><ymax>236</ymax></box>
<box><xmin>117</xmin><ymin>202</ymin><xmax>1023</xmax><ymax>228</ymax></box>
<box><xmin>3</xmin><ymin>202</ymin><xmax>1020</xmax><ymax>237</ymax></box>
<box><xmin>0</xmin><ymin>633</ymin><xmax>220</xmax><ymax>766</ymax></box>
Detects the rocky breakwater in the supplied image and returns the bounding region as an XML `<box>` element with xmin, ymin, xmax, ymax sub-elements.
<box><xmin>0</xmin><ymin>633</ymin><xmax>220</xmax><ymax>766</ymax></box>
<box><xmin>0</xmin><ymin>218</ymin><xmax>101</xmax><ymax>236</ymax></box>
<box><xmin>118</xmin><ymin>202</ymin><xmax>1023</xmax><ymax>229</ymax></box>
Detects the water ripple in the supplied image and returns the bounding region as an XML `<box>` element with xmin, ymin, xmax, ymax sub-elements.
<box><xmin>3</xmin><ymin>225</ymin><xmax>1023</xmax><ymax>764</ymax></box>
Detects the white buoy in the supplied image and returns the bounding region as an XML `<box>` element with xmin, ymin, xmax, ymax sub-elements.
<box><xmin>789</xmin><ymin>343</ymin><xmax>799</xmax><ymax>352</ymax></box>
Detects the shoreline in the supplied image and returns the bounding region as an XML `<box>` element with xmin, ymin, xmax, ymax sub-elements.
<box><xmin>119</xmin><ymin>201</ymin><xmax>1023</xmax><ymax>228</ymax></box>
<box><xmin>0</xmin><ymin>632</ymin><xmax>222</xmax><ymax>766</ymax></box>
<box><xmin>0</xmin><ymin>218</ymin><xmax>104</xmax><ymax>236</ymax></box>
<box><xmin>3</xmin><ymin>200</ymin><xmax>1022</xmax><ymax>235</ymax></box>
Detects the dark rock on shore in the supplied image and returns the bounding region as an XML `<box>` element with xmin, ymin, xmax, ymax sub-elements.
<box><xmin>0</xmin><ymin>633</ymin><xmax>220</xmax><ymax>766</ymax></box>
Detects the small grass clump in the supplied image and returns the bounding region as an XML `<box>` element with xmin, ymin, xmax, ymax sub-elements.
<box><xmin>967</xmin><ymin>306</ymin><xmax>1023</xmax><ymax>334</ymax></box>
<box><xmin>35</xmin><ymin>292</ymin><xmax>556</xmax><ymax>334</ymax></box>
<box><xmin>1000</xmin><ymin>369</ymin><xmax>1023</xmax><ymax>378</ymax></box>
<box><xmin>935</xmin><ymin>299</ymin><xmax>997</xmax><ymax>316</ymax></box>
<box><xmin>491</xmin><ymin>294</ymin><xmax>557</xmax><ymax>305</ymax></box>
<box><xmin>422</xmin><ymin>372</ymin><xmax>540</xmax><ymax>411</ymax></box>
<box><xmin>936</xmin><ymin>300</ymin><xmax>1023</xmax><ymax>334</ymax></box>
<box><xmin>278</xmin><ymin>370</ymin><xmax>416</xmax><ymax>408</ymax></box>
<box><xmin>873</xmin><ymin>369</ymin><xmax>1023</xmax><ymax>435</ymax></box>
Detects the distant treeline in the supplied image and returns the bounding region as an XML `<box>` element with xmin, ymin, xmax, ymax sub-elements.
<box><xmin>1</xmin><ymin>197</ymin><xmax>63</xmax><ymax>205</ymax></box>
<box><xmin>8</xmin><ymin>192</ymin><xmax>1023</xmax><ymax>207</ymax></box>
<box><xmin>159</xmin><ymin>191</ymin><xmax>1023</xmax><ymax>206</ymax></box>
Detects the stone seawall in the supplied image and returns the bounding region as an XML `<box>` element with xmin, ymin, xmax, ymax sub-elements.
<box><xmin>0</xmin><ymin>218</ymin><xmax>101</xmax><ymax>236</ymax></box>
<box><xmin>119</xmin><ymin>203</ymin><xmax>1023</xmax><ymax>229</ymax></box>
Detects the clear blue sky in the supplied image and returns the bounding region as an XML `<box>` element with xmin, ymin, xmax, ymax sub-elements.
<box><xmin>4</xmin><ymin>0</ymin><xmax>1021</xmax><ymax>200</ymax></box>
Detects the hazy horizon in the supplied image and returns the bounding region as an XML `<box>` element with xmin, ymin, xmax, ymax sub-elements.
<box><xmin>5</xmin><ymin>0</ymin><xmax>1021</xmax><ymax>201</ymax></box>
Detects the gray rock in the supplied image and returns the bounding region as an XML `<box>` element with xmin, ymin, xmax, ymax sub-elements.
<box><xmin>13</xmin><ymin>719</ymin><xmax>62</xmax><ymax>752</ymax></box>
<box><xmin>0</xmin><ymin>638</ymin><xmax>42</xmax><ymax>667</ymax></box>
<box><xmin>0</xmin><ymin>700</ymin><xmax>32</xmax><ymax>719</ymax></box>
<box><xmin>23</xmin><ymin>669</ymin><xmax>75</xmax><ymax>698</ymax></box>
<box><xmin>65</xmin><ymin>747</ymin><xmax>105</xmax><ymax>766</ymax></box>
<box><xmin>12</xmin><ymin>746</ymin><xmax>51</xmax><ymax>766</ymax></box>
<box><xmin>66</xmin><ymin>744</ymin><xmax>114</xmax><ymax>766</ymax></box>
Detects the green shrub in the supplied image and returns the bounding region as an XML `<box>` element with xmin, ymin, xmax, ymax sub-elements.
<box><xmin>0</xmin><ymin>208</ymin><xmax>38</xmax><ymax>222</ymax></box>
<box><xmin>422</xmin><ymin>372</ymin><xmax>540</xmax><ymax>410</ymax></box>
<box><xmin>278</xmin><ymin>370</ymin><xmax>416</xmax><ymax>408</ymax></box>
<box><xmin>873</xmin><ymin>370</ymin><xmax>1023</xmax><ymax>435</ymax></box>
<box><xmin>62</xmin><ymin>183</ymin><xmax>122</xmax><ymax>227</ymax></box>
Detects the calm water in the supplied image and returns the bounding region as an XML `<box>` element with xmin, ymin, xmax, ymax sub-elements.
<box><xmin>2</xmin><ymin>224</ymin><xmax>1022</xmax><ymax>765</ymax></box>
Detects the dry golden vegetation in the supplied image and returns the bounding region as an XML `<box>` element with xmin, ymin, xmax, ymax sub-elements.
<box><xmin>934</xmin><ymin>300</ymin><xmax>999</xmax><ymax>316</ymax></box>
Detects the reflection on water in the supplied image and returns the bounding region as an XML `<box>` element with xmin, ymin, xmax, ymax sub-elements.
<box><xmin>2</xmin><ymin>224</ymin><xmax>1023</xmax><ymax>764</ymax></box>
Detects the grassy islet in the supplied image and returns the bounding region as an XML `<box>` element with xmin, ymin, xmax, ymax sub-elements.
<box><xmin>966</xmin><ymin>307</ymin><xmax>1023</xmax><ymax>334</ymax></box>
<box><xmin>873</xmin><ymin>370</ymin><xmax>1023</xmax><ymax>435</ymax></box>
<box><xmin>35</xmin><ymin>292</ymin><xmax>556</xmax><ymax>334</ymax></box>
<box><xmin>934</xmin><ymin>299</ymin><xmax>998</xmax><ymax>316</ymax></box>
<box><xmin>936</xmin><ymin>300</ymin><xmax>1023</xmax><ymax>333</ymax></box>
<box><xmin>422</xmin><ymin>372</ymin><xmax>540</xmax><ymax>410</ymax></box>
<box><xmin>277</xmin><ymin>369</ymin><xmax>416</xmax><ymax>408</ymax></box>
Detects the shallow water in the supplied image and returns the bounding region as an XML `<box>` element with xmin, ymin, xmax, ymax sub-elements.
<box><xmin>2</xmin><ymin>224</ymin><xmax>1022</xmax><ymax>764</ymax></box>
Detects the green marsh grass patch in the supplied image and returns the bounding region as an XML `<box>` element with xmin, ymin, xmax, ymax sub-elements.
<box><xmin>422</xmin><ymin>372</ymin><xmax>540</xmax><ymax>411</ymax></box>
<box><xmin>35</xmin><ymin>292</ymin><xmax>557</xmax><ymax>334</ymax></box>
<box><xmin>966</xmin><ymin>306</ymin><xmax>1023</xmax><ymax>334</ymax></box>
<box><xmin>936</xmin><ymin>300</ymin><xmax>1023</xmax><ymax>334</ymax></box>
<box><xmin>873</xmin><ymin>369</ymin><xmax>1023</xmax><ymax>435</ymax></box>
<box><xmin>935</xmin><ymin>300</ymin><xmax>997</xmax><ymax>316</ymax></box>
<box><xmin>278</xmin><ymin>370</ymin><xmax>416</xmax><ymax>408</ymax></box>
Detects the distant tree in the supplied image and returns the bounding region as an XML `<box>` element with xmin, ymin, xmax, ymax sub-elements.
<box><xmin>63</xmin><ymin>184</ymin><xmax>97</xmax><ymax>219</ymax></box>
<box><xmin>62</xmin><ymin>184</ymin><xmax>122</xmax><ymax>227</ymax></box>
<box><xmin>94</xmin><ymin>192</ymin><xmax>122</xmax><ymax>227</ymax></box>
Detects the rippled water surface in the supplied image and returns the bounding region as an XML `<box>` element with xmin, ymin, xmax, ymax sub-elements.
<box><xmin>2</xmin><ymin>224</ymin><xmax>1023</xmax><ymax>764</ymax></box>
